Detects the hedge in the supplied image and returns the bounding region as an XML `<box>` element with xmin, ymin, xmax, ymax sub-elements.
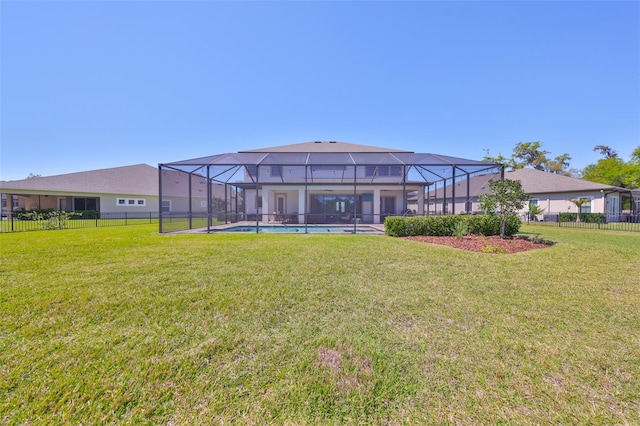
<box><xmin>13</xmin><ymin>209</ymin><xmax>100</xmax><ymax>220</ymax></box>
<box><xmin>558</xmin><ymin>212</ymin><xmax>606</xmax><ymax>223</ymax></box>
<box><xmin>384</xmin><ymin>214</ymin><xmax>521</xmax><ymax>237</ymax></box>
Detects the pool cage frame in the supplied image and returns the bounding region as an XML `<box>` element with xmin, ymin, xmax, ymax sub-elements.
<box><xmin>158</xmin><ymin>151</ymin><xmax>503</xmax><ymax>233</ymax></box>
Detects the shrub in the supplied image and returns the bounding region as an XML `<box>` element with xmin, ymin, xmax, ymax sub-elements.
<box><xmin>40</xmin><ymin>211</ymin><xmax>81</xmax><ymax>230</ymax></box>
<box><xmin>384</xmin><ymin>214</ymin><xmax>521</xmax><ymax>238</ymax></box>
<box><xmin>384</xmin><ymin>216</ymin><xmax>407</xmax><ymax>237</ymax></box>
<box><xmin>559</xmin><ymin>212</ymin><xmax>606</xmax><ymax>223</ymax></box>
<box><xmin>15</xmin><ymin>209</ymin><xmax>54</xmax><ymax>220</ymax></box>
<box><xmin>466</xmin><ymin>214</ymin><xmax>521</xmax><ymax>236</ymax></box>
<box><xmin>73</xmin><ymin>210</ymin><xmax>100</xmax><ymax>219</ymax></box>
<box><xmin>482</xmin><ymin>246</ymin><xmax>506</xmax><ymax>254</ymax></box>
<box><xmin>452</xmin><ymin>221</ymin><xmax>468</xmax><ymax>238</ymax></box>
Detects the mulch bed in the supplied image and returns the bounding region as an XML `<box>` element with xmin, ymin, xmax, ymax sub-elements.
<box><xmin>403</xmin><ymin>235</ymin><xmax>552</xmax><ymax>253</ymax></box>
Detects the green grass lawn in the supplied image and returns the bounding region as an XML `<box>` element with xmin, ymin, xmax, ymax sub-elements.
<box><xmin>1</xmin><ymin>225</ymin><xmax>638</xmax><ymax>424</ymax></box>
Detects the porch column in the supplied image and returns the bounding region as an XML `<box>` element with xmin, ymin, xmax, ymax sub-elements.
<box><xmin>261</xmin><ymin>190</ymin><xmax>269</xmax><ymax>223</ymax></box>
<box><xmin>373</xmin><ymin>188</ymin><xmax>381</xmax><ymax>224</ymax></box>
<box><xmin>7</xmin><ymin>194</ymin><xmax>14</xmax><ymax>218</ymax></box>
<box><xmin>297</xmin><ymin>188</ymin><xmax>305</xmax><ymax>224</ymax></box>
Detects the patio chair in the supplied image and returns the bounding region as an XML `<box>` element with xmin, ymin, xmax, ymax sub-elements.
<box><xmin>340</xmin><ymin>213</ymin><xmax>352</xmax><ymax>223</ymax></box>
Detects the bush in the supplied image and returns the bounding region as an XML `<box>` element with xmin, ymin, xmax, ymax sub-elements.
<box><xmin>15</xmin><ymin>209</ymin><xmax>54</xmax><ymax>220</ymax></box>
<box><xmin>384</xmin><ymin>216</ymin><xmax>407</xmax><ymax>237</ymax></box>
<box><xmin>73</xmin><ymin>210</ymin><xmax>100</xmax><ymax>219</ymax></box>
<box><xmin>559</xmin><ymin>213</ymin><xmax>606</xmax><ymax>223</ymax></box>
<box><xmin>465</xmin><ymin>214</ymin><xmax>520</xmax><ymax>236</ymax></box>
<box><xmin>384</xmin><ymin>214</ymin><xmax>521</xmax><ymax>237</ymax></box>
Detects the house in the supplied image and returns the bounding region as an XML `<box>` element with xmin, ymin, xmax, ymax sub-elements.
<box><xmin>426</xmin><ymin>168</ymin><xmax>636</xmax><ymax>221</ymax></box>
<box><xmin>158</xmin><ymin>141</ymin><xmax>503</xmax><ymax>232</ymax></box>
<box><xmin>0</xmin><ymin>164</ymin><xmax>224</xmax><ymax>218</ymax></box>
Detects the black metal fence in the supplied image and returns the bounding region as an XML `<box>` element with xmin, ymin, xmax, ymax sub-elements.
<box><xmin>522</xmin><ymin>212</ymin><xmax>640</xmax><ymax>232</ymax></box>
<box><xmin>0</xmin><ymin>211</ymin><xmax>159</xmax><ymax>233</ymax></box>
<box><xmin>160</xmin><ymin>211</ymin><xmax>640</xmax><ymax>233</ymax></box>
<box><xmin>4</xmin><ymin>210</ymin><xmax>639</xmax><ymax>234</ymax></box>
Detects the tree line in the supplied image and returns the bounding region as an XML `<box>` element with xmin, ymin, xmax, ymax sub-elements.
<box><xmin>483</xmin><ymin>142</ymin><xmax>640</xmax><ymax>189</ymax></box>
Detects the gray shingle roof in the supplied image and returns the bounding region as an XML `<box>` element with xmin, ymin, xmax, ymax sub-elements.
<box><xmin>0</xmin><ymin>164</ymin><xmax>159</xmax><ymax>196</ymax></box>
<box><xmin>433</xmin><ymin>168</ymin><xmax>628</xmax><ymax>198</ymax></box>
<box><xmin>506</xmin><ymin>168</ymin><xmax>624</xmax><ymax>194</ymax></box>
<box><xmin>240</xmin><ymin>141</ymin><xmax>412</xmax><ymax>153</ymax></box>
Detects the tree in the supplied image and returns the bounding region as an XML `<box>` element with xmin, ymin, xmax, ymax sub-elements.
<box><xmin>593</xmin><ymin>145</ymin><xmax>618</xmax><ymax>159</ymax></box>
<box><xmin>481</xmin><ymin>149</ymin><xmax>515</xmax><ymax>169</ymax></box>
<box><xmin>567</xmin><ymin>198</ymin><xmax>590</xmax><ymax>222</ymax></box>
<box><xmin>26</xmin><ymin>173</ymin><xmax>42</xmax><ymax>179</ymax></box>
<box><xmin>483</xmin><ymin>142</ymin><xmax>571</xmax><ymax>174</ymax></box>
<box><xmin>479</xmin><ymin>179</ymin><xmax>528</xmax><ymax>238</ymax></box>
<box><xmin>547</xmin><ymin>153</ymin><xmax>572</xmax><ymax>175</ymax></box>
<box><xmin>512</xmin><ymin>141</ymin><xmax>550</xmax><ymax>171</ymax></box>
<box><xmin>527</xmin><ymin>203</ymin><xmax>545</xmax><ymax>221</ymax></box>
<box><xmin>581</xmin><ymin>145</ymin><xmax>640</xmax><ymax>188</ymax></box>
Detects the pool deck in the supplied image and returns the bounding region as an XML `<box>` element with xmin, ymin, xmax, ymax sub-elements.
<box><xmin>169</xmin><ymin>221</ymin><xmax>386</xmax><ymax>235</ymax></box>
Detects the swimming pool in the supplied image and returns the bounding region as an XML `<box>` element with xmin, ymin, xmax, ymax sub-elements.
<box><xmin>213</xmin><ymin>225</ymin><xmax>384</xmax><ymax>234</ymax></box>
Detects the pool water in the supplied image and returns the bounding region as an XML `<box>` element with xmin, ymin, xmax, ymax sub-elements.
<box><xmin>213</xmin><ymin>225</ymin><xmax>383</xmax><ymax>234</ymax></box>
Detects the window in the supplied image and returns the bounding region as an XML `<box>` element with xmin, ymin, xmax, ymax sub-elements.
<box><xmin>1</xmin><ymin>195</ymin><xmax>19</xmax><ymax>209</ymax></box>
<box><xmin>580</xmin><ymin>200</ymin><xmax>591</xmax><ymax>214</ymax></box>
<box><xmin>390</xmin><ymin>166</ymin><xmax>402</xmax><ymax>176</ymax></box>
<box><xmin>74</xmin><ymin>197</ymin><xmax>98</xmax><ymax>211</ymax></box>
<box><xmin>161</xmin><ymin>200</ymin><xmax>171</xmax><ymax>213</ymax></box>
<box><xmin>246</xmin><ymin>165</ymin><xmax>258</xmax><ymax>179</ymax></box>
<box><xmin>270</xmin><ymin>166</ymin><xmax>282</xmax><ymax>177</ymax></box>
<box><xmin>382</xmin><ymin>196</ymin><xmax>395</xmax><ymax>214</ymax></box>
<box><xmin>365</xmin><ymin>166</ymin><xmax>376</xmax><ymax>177</ymax></box>
<box><xmin>365</xmin><ymin>166</ymin><xmax>403</xmax><ymax>177</ymax></box>
<box><xmin>117</xmin><ymin>198</ymin><xmax>146</xmax><ymax>207</ymax></box>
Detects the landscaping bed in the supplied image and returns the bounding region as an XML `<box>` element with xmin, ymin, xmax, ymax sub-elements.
<box><xmin>403</xmin><ymin>234</ymin><xmax>552</xmax><ymax>253</ymax></box>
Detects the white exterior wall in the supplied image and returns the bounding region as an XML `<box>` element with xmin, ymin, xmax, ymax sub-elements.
<box><xmin>245</xmin><ymin>186</ymin><xmax>410</xmax><ymax>223</ymax></box>
<box><xmin>526</xmin><ymin>191</ymin><xmax>607</xmax><ymax>215</ymax></box>
<box><xmin>424</xmin><ymin>190</ymin><xmax>616</xmax><ymax>217</ymax></box>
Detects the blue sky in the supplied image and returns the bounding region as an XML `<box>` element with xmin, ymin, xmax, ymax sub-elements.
<box><xmin>1</xmin><ymin>0</ymin><xmax>638</xmax><ymax>181</ymax></box>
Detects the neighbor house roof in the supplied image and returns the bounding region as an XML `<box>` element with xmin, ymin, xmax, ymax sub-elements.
<box><xmin>504</xmin><ymin>168</ymin><xmax>626</xmax><ymax>194</ymax></box>
<box><xmin>432</xmin><ymin>167</ymin><xmax>629</xmax><ymax>198</ymax></box>
<box><xmin>0</xmin><ymin>164</ymin><xmax>159</xmax><ymax>196</ymax></box>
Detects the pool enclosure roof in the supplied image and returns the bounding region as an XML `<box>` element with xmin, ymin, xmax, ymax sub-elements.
<box><xmin>160</xmin><ymin>141</ymin><xmax>502</xmax><ymax>185</ymax></box>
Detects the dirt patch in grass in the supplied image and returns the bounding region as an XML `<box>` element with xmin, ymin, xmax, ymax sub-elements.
<box><xmin>403</xmin><ymin>235</ymin><xmax>552</xmax><ymax>253</ymax></box>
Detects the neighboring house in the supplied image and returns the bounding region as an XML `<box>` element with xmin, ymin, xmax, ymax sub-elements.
<box><xmin>427</xmin><ymin>168</ymin><xmax>635</xmax><ymax>221</ymax></box>
<box><xmin>633</xmin><ymin>189</ymin><xmax>640</xmax><ymax>213</ymax></box>
<box><xmin>159</xmin><ymin>141</ymin><xmax>502</xmax><ymax>230</ymax></box>
<box><xmin>0</xmin><ymin>164</ymin><xmax>224</xmax><ymax>217</ymax></box>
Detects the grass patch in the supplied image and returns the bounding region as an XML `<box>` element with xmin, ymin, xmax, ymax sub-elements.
<box><xmin>1</xmin><ymin>224</ymin><xmax>639</xmax><ymax>424</ymax></box>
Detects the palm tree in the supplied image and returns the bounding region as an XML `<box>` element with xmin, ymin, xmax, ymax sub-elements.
<box><xmin>568</xmin><ymin>198</ymin><xmax>590</xmax><ymax>222</ymax></box>
<box><xmin>528</xmin><ymin>204</ymin><xmax>545</xmax><ymax>221</ymax></box>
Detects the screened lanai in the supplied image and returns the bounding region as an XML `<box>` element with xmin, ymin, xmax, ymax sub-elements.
<box><xmin>158</xmin><ymin>142</ymin><xmax>503</xmax><ymax>233</ymax></box>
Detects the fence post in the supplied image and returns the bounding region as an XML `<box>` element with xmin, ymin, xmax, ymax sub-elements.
<box><xmin>125</xmin><ymin>211</ymin><xmax>128</xmax><ymax>226</ymax></box>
